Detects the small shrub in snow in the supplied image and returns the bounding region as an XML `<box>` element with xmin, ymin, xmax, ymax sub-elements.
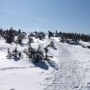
<box><xmin>7</xmin><ymin>47</ymin><xmax>22</xmax><ymax>60</ymax></box>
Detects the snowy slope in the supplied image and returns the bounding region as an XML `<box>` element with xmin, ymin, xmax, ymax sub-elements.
<box><xmin>0</xmin><ymin>36</ymin><xmax>90</xmax><ymax>90</ymax></box>
<box><xmin>45</xmin><ymin>42</ymin><xmax>90</xmax><ymax>90</ymax></box>
<box><xmin>0</xmin><ymin>37</ymin><xmax>58</xmax><ymax>90</ymax></box>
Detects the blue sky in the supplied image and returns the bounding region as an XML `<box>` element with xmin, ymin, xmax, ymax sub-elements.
<box><xmin>0</xmin><ymin>0</ymin><xmax>90</xmax><ymax>33</ymax></box>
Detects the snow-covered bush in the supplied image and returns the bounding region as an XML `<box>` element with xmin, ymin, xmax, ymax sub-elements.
<box><xmin>33</xmin><ymin>49</ymin><xmax>44</xmax><ymax>63</ymax></box>
<box><xmin>7</xmin><ymin>47</ymin><xmax>22</xmax><ymax>60</ymax></box>
<box><xmin>28</xmin><ymin>35</ymin><xmax>34</xmax><ymax>44</ymax></box>
<box><xmin>48</xmin><ymin>41</ymin><xmax>57</xmax><ymax>50</ymax></box>
<box><xmin>66</xmin><ymin>39</ymin><xmax>79</xmax><ymax>45</ymax></box>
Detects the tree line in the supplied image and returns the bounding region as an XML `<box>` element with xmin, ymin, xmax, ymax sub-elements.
<box><xmin>48</xmin><ymin>30</ymin><xmax>90</xmax><ymax>42</ymax></box>
<box><xmin>0</xmin><ymin>27</ymin><xmax>90</xmax><ymax>44</ymax></box>
<box><xmin>0</xmin><ymin>27</ymin><xmax>90</xmax><ymax>63</ymax></box>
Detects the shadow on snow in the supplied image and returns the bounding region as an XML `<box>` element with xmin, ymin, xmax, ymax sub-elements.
<box><xmin>32</xmin><ymin>59</ymin><xmax>58</xmax><ymax>70</ymax></box>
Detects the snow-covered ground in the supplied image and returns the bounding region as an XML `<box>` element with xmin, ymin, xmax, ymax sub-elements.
<box><xmin>0</xmin><ymin>36</ymin><xmax>90</xmax><ymax>90</ymax></box>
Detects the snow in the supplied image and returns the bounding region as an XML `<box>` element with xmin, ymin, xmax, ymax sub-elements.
<box><xmin>0</xmin><ymin>36</ymin><xmax>90</xmax><ymax>90</ymax></box>
<box><xmin>79</xmin><ymin>40</ymin><xmax>90</xmax><ymax>47</ymax></box>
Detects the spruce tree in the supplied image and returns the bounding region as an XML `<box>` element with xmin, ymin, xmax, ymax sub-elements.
<box><xmin>6</xmin><ymin>27</ymin><xmax>14</xmax><ymax>44</ymax></box>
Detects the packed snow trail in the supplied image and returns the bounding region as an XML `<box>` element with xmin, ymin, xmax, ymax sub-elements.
<box><xmin>45</xmin><ymin>41</ymin><xmax>82</xmax><ymax>90</ymax></box>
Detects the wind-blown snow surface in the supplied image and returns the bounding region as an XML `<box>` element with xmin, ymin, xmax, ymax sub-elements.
<box><xmin>0</xmin><ymin>37</ymin><xmax>90</xmax><ymax>90</ymax></box>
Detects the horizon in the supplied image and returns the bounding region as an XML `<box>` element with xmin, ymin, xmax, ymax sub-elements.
<box><xmin>0</xmin><ymin>0</ymin><xmax>90</xmax><ymax>34</ymax></box>
<box><xmin>1</xmin><ymin>27</ymin><xmax>90</xmax><ymax>35</ymax></box>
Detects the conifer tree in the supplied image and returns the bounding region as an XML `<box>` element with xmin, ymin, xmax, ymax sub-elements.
<box><xmin>6</xmin><ymin>27</ymin><xmax>14</xmax><ymax>44</ymax></box>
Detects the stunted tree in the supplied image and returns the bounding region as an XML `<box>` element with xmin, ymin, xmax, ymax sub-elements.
<box><xmin>13</xmin><ymin>47</ymin><xmax>18</xmax><ymax>58</ymax></box>
<box><xmin>7</xmin><ymin>46</ymin><xmax>22</xmax><ymax>60</ymax></box>
<box><xmin>17</xmin><ymin>35</ymin><xmax>22</xmax><ymax>44</ymax></box>
<box><xmin>48</xmin><ymin>31</ymin><xmax>53</xmax><ymax>38</ymax></box>
<box><xmin>28</xmin><ymin>35</ymin><xmax>34</xmax><ymax>44</ymax></box>
<box><xmin>18</xmin><ymin>29</ymin><xmax>21</xmax><ymax>35</ymax></box>
<box><xmin>7</xmin><ymin>48</ymin><xmax>11</xmax><ymax>59</ymax></box>
<box><xmin>33</xmin><ymin>47</ymin><xmax>44</xmax><ymax>63</ymax></box>
<box><xmin>17</xmin><ymin>29</ymin><xmax>24</xmax><ymax>44</ymax></box>
<box><xmin>44</xmin><ymin>46</ymin><xmax>49</xmax><ymax>60</ymax></box>
<box><xmin>6</xmin><ymin>27</ymin><xmax>14</xmax><ymax>44</ymax></box>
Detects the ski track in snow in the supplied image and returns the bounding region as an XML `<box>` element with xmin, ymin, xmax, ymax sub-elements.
<box><xmin>0</xmin><ymin>66</ymin><xmax>36</xmax><ymax>71</ymax></box>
